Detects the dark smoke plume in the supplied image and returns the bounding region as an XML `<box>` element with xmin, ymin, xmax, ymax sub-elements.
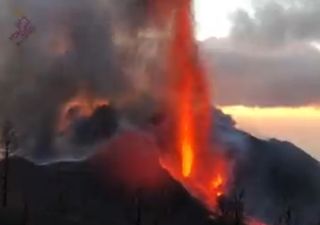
<box><xmin>0</xmin><ymin>0</ymin><xmax>161</xmax><ymax>162</ymax></box>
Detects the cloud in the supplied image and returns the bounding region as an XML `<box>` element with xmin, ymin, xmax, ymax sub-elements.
<box><xmin>231</xmin><ymin>0</ymin><xmax>320</xmax><ymax>46</ymax></box>
<box><xmin>201</xmin><ymin>0</ymin><xmax>320</xmax><ymax>106</ymax></box>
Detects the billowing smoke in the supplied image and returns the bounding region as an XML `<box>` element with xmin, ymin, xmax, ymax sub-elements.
<box><xmin>0</xmin><ymin>0</ymin><xmax>165</xmax><ymax>162</ymax></box>
<box><xmin>212</xmin><ymin>108</ymin><xmax>249</xmax><ymax>154</ymax></box>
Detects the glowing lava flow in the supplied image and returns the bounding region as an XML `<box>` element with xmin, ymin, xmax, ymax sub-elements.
<box><xmin>151</xmin><ymin>0</ymin><xmax>229</xmax><ymax>210</ymax></box>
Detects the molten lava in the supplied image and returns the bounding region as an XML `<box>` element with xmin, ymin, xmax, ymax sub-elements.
<box><xmin>150</xmin><ymin>0</ymin><xmax>229</xmax><ymax>210</ymax></box>
<box><xmin>57</xmin><ymin>90</ymin><xmax>109</xmax><ymax>132</ymax></box>
<box><xmin>179</xmin><ymin>75</ymin><xmax>195</xmax><ymax>177</ymax></box>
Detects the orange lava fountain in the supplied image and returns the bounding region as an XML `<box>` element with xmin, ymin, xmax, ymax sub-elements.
<box><xmin>150</xmin><ymin>0</ymin><xmax>229</xmax><ymax>210</ymax></box>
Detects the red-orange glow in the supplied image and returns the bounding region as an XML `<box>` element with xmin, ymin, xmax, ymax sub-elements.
<box><xmin>180</xmin><ymin>75</ymin><xmax>195</xmax><ymax>177</ymax></box>
<box><xmin>211</xmin><ymin>174</ymin><xmax>224</xmax><ymax>197</ymax></box>
<box><xmin>182</xmin><ymin>142</ymin><xmax>193</xmax><ymax>177</ymax></box>
<box><xmin>57</xmin><ymin>90</ymin><xmax>109</xmax><ymax>132</ymax></box>
<box><xmin>211</xmin><ymin>174</ymin><xmax>223</xmax><ymax>189</ymax></box>
<box><xmin>96</xmin><ymin>131</ymin><xmax>165</xmax><ymax>189</ymax></box>
<box><xmin>150</xmin><ymin>0</ymin><xmax>229</xmax><ymax>210</ymax></box>
<box><xmin>247</xmin><ymin>218</ymin><xmax>268</xmax><ymax>225</ymax></box>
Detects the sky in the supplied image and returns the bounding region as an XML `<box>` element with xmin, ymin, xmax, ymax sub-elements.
<box><xmin>194</xmin><ymin>0</ymin><xmax>320</xmax><ymax>160</ymax></box>
<box><xmin>194</xmin><ymin>0</ymin><xmax>252</xmax><ymax>40</ymax></box>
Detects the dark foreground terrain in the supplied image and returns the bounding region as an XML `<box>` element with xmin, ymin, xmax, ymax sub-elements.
<box><xmin>0</xmin><ymin>155</ymin><xmax>213</xmax><ymax>225</ymax></box>
<box><xmin>0</xmin><ymin>132</ymin><xmax>320</xmax><ymax>225</ymax></box>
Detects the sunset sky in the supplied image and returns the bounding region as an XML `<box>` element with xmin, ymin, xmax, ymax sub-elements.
<box><xmin>194</xmin><ymin>0</ymin><xmax>320</xmax><ymax>160</ymax></box>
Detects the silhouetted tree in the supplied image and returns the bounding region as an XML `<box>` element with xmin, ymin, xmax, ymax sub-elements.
<box><xmin>134</xmin><ymin>189</ymin><xmax>142</xmax><ymax>225</ymax></box>
<box><xmin>216</xmin><ymin>189</ymin><xmax>247</xmax><ymax>225</ymax></box>
<box><xmin>276</xmin><ymin>206</ymin><xmax>293</xmax><ymax>225</ymax></box>
<box><xmin>1</xmin><ymin>121</ymin><xmax>17</xmax><ymax>207</ymax></box>
<box><xmin>22</xmin><ymin>196</ymin><xmax>29</xmax><ymax>225</ymax></box>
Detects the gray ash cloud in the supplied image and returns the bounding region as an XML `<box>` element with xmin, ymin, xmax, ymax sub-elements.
<box><xmin>0</xmin><ymin>0</ymin><xmax>156</xmax><ymax>162</ymax></box>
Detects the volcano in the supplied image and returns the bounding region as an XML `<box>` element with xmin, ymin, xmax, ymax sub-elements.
<box><xmin>0</xmin><ymin>0</ymin><xmax>320</xmax><ymax>225</ymax></box>
<box><xmin>0</xmin><ymin>121</ymin><xmax>320</xmax><ymax>225</ymax></box>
